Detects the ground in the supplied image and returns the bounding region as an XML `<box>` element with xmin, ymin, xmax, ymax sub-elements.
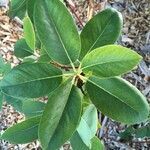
<box><xmin>0</xmin><ymin>0</ymin><xmax>150</xmax><ymax>149</ymax></box>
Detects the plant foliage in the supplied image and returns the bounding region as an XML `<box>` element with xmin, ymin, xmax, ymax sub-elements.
<box><xmin>1</xmin><ymin>0</ymin><xmax>149</xmax><ymax>149</ymax></box>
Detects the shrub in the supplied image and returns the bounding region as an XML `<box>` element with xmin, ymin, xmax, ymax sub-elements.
<box><xmin>0</xmin><ymin>0</ymin><xmax>149</xmax><ymax>149</ymax></box>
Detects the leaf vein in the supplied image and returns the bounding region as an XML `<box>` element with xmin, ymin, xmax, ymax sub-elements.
<box><xmin>88</xmin><ymin>78</ymin><xmax>139</xmax><ymax>113</ymax></box>
<box><xmin>1</xmin><ymin>75</ymin><xmax>62</xmax><ymax>87</ymax></box>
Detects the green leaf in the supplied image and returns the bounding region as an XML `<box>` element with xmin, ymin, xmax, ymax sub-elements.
<box><xmin>2</xmin><ymin>63</ymin><xmax>11</xmax><ymax>75</ymax></box>
<box><xmin>39</xmin><ymin>45</ymin><xmax>52</xmax><ymax>62</ymax></box>
<box><xmin>0</xmin><ymin>91</ymin><xmax>3</xmax><ymax>110</ymax></box>
<box><xmin>22</xmin><ymin>100</ymin><xmax>46</xmax><ymax>118</ymax></box>
<box><xmin>70</xmin><ymin>135</ymin><xmax>104</xmax><ymax>150</ymax></box>
<box><xmin>70</xmin><ymin>104</ymin><xmax>98</xmax><ymax>149</ymax></box>
<box><xmin>119</xmin><ymin>126</ymin><xmax>135</xmax><ymax>142</ymax></box>
<box><xmin>1</xmin><ymin>116</ymin><xmax>40</xmax><ymax>144</ymax></box>
<box><xmin>82</xmin><ymin>95</ymin><xmax>91</xmax><ymax>104</ymax></box>
<box><xmin>4</xmin><ymin>95</ymin><xmax>23</xmax><ymax>112</ymax></box>
<box><xmin>91</xmin><ymin>137</ymin><xmax>105</xmax><ymax>150</ymax></box>
<box><xmin>71</xmin><ymin>131</ymin><xmax>89</xmax><ymax>150</ymax></box>
<box><xmin>0</xmin><ymin>56</ymin><xmax>5</xmax><ymax>70</ymax></box>
<box><xmin>81</xmin><ymin>105</ymin><xmax>98</xmax><ymax>142</ymax></box>
<box><xmin>22</xmin><ymin>58</ymin><xmax>35</xmax><ymax>64</ymax></box>
<box><xmin>81</xmin><ymin>45</ymin><xmax>142</xmax><ymax>77</ymax></box>
<box><xmin>4</xmin><ymin>95</ymin><xmax>43</xmax><ymax>115</ymax></box>
<box><xmin>80</xmin><ymin>8</ymin><xmax>123</xmax><ymax>59</ymax></box>
<box><xmin>23</xmin><ymin>16</ymin><xmax>36</xmax><ymax>50</ymax></box>
<box><xmin>9</xmin><ymin>0</ymin><xmax>26</xmax><ymax>19</ymax></box>
<box><xmin>34</xmin><ymin>0</ymin><xmax>81</xmax><ymax>65</ymax></box>
<box><xmin>27</xmin><ymin>0</ymin><xmax>36</xmax><ymax>23</ymax></box>
<box><xmin>120</xmin><ymin>125</ymin><xmax>150</xmax><ymax>140</ymax></box>
<box><xmin>86</xmin><ymin>76</ymin><xmax>149</xmax><ymax>124</ymax></box>
<box><xmin>14</xmin><ymin>39</ymin><xmax>34</xmax><ymax>58</ymax></box>
<box><xmin>1</xmin><ymin>63</ymin><xmax>62</xmax><ymax>98</ymax></box>
<box><xmin>0</xmin><ymin>56</ymin><xmax>11</xmax><ymax>76</ymax></box>
<box><xmin>77</xmin><ymin>104</ymin><xmax>98</xmax><ymax>147</ymax></box>
<box><xmin>135</xmin><ymin>125</ymin><xmax>150</xmax><ymax>138</ymax></box>
<box><xmin>59</xmin><ymin>0</ymin><xmax>64</xmax><ymax>3</ymax></box>
<box><xmin>39</xmin><ymin>79</ymin><xmax>82</xmax><ymax>149</ymax></box>
<box><xmin>38</xmin><ymin>54</ymin><xmax>51</xmax><ymax>63</ymax></box>
<box><xmin>40</xmin><ymin>45</ymin><xmax>47</xmax><ymax>55</ymax></box>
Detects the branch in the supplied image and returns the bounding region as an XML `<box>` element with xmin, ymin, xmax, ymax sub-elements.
<box><xmin>50</xmin><ymin>61</ymin><xmax>78</xmax><ymax>71</ymax></box>
<box><xmin>99</xmin><ymin>116</ymin><xmax>108</xmax><ymax>138</ymax></box>
<box><xmin>64</xmin><ymin>0</ymin><xmax>84</xmax><ymax>28</ymax></box>
<box><xmin>132</xmin><ymin>139</ymin><xmax>150</xmax><ymax>144</ymax></box>
<box><xmin>87</xmin><ymin>0</ymin><xmax>94</xmax><ymax>21</ymax></box>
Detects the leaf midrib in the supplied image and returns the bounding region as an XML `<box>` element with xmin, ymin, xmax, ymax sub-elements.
<box><xmin>88</xmin><ymin>12</ymin><xmax>115</xmax><ymax>52</ymax></box>
<box><xmin>12</xmin><ymin>124</ymin><xmax>38</xmax><ymax>136</ymax></box>
<box><xmin>81</xmin><ymin>117</ymin><xmax>93</xmax><ymax>138</ymax></box>
<box><xmin>82</xmin><ymin>58</ymin><xmax>138</xmax><ymax>70</ymax></box>
<box><xmin>2</xmin><ymin>116</ymin><xmax>41</xmax><ymax>141</ymax></box>
<box><xmin>88</xmin><ymin>78</ymin><xmax>139</xmax><ymax>113</ymax></box>
<box><xmin>11</xmin><ymin>0</ymin><xmax>26</xmax><ymax>11</ymax></box>
<box><xmin>45</xmin><ymin>2</ymin><xmax>73</xmax><ymax>65</ymax></box>
<box><xmin>20</xmin><ymin>48</ymin><xmax>33</xmax><ymax>54</ymax></box>
<box><xmin>25</xmin><ymin>110</ymin><xmax>43</xmax><ymax>115</ymax></box>
<box><xmin>24</xmin><ymin>17</ymin><xmax>35</xmax><ymax>50</ymax></box>
<box><xmin>46</xmin><ymin>84</ymin><xmax>73</xmax><ymax>148</ymax></box>
<box><xmin>1</xmin><ymin>75</ymin><xmax>62</xmax><ymax>87</ymax></box>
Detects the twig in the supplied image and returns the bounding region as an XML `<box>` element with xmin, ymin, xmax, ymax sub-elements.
<box><xmin>50</xmin><ymin>61</ymin><xmax>78</xmax><ymax>71</ymax></box>
<box><xmin>132</xmin><ymin>139</ymin><xmax>150</xmax><ymax>144</ymax></box>
<box><xmin>99</xmin><ymin>116</ymin><xmax>108</xmax><ymax>138</ymax></box>
<box><xmin>106</xmin><ymin>136</ymin><xmax>150</xmax><ymax>144</ymax></box>
<box><xmin>64</xmin><ymin>0</ymin><xmax>84</xmax><ymax>27</ymax></box>
<box><xmin>87</xmin><ymin>0</ymin><xmax>94</xmax><ymax>21</ymax></box>
<box><xmin>13</xmin><ymin>17</ymin><xmax>23</xmax><ymax>26</ymax></box>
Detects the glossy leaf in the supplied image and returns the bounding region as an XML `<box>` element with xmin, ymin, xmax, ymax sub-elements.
<box><xmin>71</xmin><ymin>135</ymin><xmax>104</xmax><ymax>150</ymax></box>
<box><xmin>82</xmin><ymin>95</ymin><xmax>92</xmax><ymax>108</ymax></box>
<box><xmin>40</xmin><ymin>44</ymin><xmax>47</xmax><ymax>55</ymax></box>
<box><xmin>0</xmin><ymin>63</ymin><xmax>62</xmax><ymax>98</ymax></box>
<box><xmin>22</xmin><ymin>100</ymin><xmax>46</xmax><ymax>117</ymax></box>
<box><xmin>23</xmin><ymin>16</ymin><xmax>36</xmax><ymax>50</ymax></box>
<box><xmin>86</xmin><ymin>76</ymin><xmax>149</xmax><ymax>124</ymax></box>
<box><xmin>34</xmin><ymin>0</ymin><xmax>80</xmax><ymax>64</ymax></box>
<box><xmin>0</xmin><ymin>56</ymin><xmax>5</xmax><ymax>73</ymax></box>
<box><xmin>0</xmin><ymin>91</ymin><xmax>3</xmax><ymax>110</ymax></box>
<box><xmin>59</xmin><ymin>0</ymin><xmax>64</xmax><ymax>2</ymax></box>
<box><xmin>81</xmin><ymin>45</ymin><xmax>142</xmax><ymax>77</ymax></box>
<box><xmin>14</xmin><ymin>39</ymin><xmax>34</xmax><ymax>58</ymax></box>
<box><xmin>39</xmin><ymin>79</ymin><xmax>81</xmax><ymax>149</ymax></box>
<box><xmin>71</xmin><ymin>104</ymin><xmax>98</xmax><ymax>149</ymax></box>
<box><xmin>120</xmin><ymin>125</ymin><xmax>150</xmax><ymax>140</ymax></box>
<box><xmin>38</xmin><ymin>54</ymin><xmax>51</xmax><ymax>63</ymax></box>
<box><xmin>4</xmin><ymin>95</ymin><xmax>42</xmax><ymax>114</ymax></box>
<box><xmin>27</xmin><ymin>0</ymin><xmax>36</xmax><ymax>23</ymax></box>
<box><xmin>9</xmin><ymin>0</ymin><xmax>26</xmax><ymax>19</ymax></box>
<box><xmin>71</xmin><ymin>131</ymin><xmax>88</xmax><ymax>150</ymax></box>
<box><xmin>135</xmin><ymin>125</ymin><xmax>150</xmax><ymax>138</ymax></box>
<box><xmin>119</xmin><ymin>126</ymin><xmax>135</xmax><ymax>142</ymax></box>
<box><xmin>0</xmin><ymin>56</ymin><xmax>11</xmax><ymax>76</ymax></box>
<box><xmin>80</xmin><ymin>8</ymin><xmax>123</xmax><ymax>59</ymax></box>
<box><xmin>91</xmin><ymin>137</ymin><xmax>105</xmax><ymax>150</ymax></box>
<box><xmin>81</xmin><ymin>104</ymin><xmax>98</xmax><ymax>143</ymax></box>
<box><xmin>2</xmin><ymin>63</ymin><xmax>11</xmax><ymax>75</ymax></box>
<box><xmin>22</xmin><ymin>58</ymin><xmax>35</xmax><ymax>64</ymax></box>
<box><xmin>38</xmin><ymin>44</ymin><xmax>52</xmax><ymax>63</ymax></box>
<box><xmin>1</xmin><ymin>116</ymin><xmax>40</xmax><ymax>144</ymax></box>
<box><xmin>4</xmin><ymin>95</ymin><xmax>24</xmax><ymax>112</ymax></box>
